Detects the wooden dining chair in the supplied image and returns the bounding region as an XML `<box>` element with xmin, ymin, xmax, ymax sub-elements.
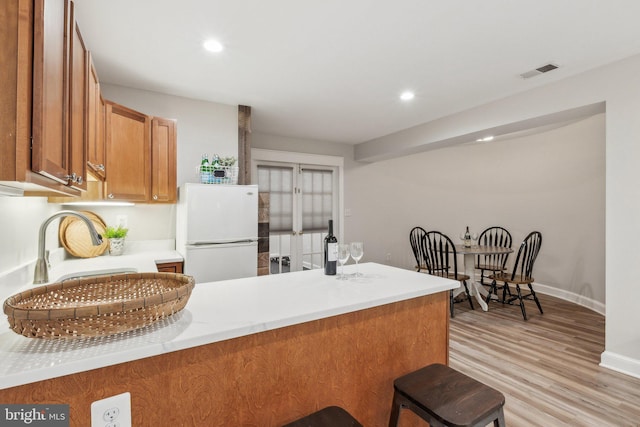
<box><xmin>409</xmin><ymin>226</ymin><xmax>429</xmax><ymax>272</ymax></box>
<box><xmin>486</xmin><ymin>231</ymin><xmax>543</xmax><ymax>320</ymax></box>
<box><xmin>475</xmin><ymin>226</ymin><xmax>512</xmax><ymax>287</ymax></box>
<box><xmin>421</xmin><ymin>231</ymin><xmax>474</xmax><ymax>318</ymax></box>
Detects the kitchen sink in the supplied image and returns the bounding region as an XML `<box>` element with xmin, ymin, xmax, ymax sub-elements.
<box><xmin>55</xmin><ymin>268</ymin><xmax>138</xmax><ymax>281</ymax></box>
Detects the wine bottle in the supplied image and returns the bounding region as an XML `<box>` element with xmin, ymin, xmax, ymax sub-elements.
<box><xmin>324</xmin><ymin>220</ymin><xmax>338</xmax><ymax>275</ymax></box>
<box><xmin>464</xmin><ymin>226</ymin><xmax>471</xmax><ymax>248</ymax></box>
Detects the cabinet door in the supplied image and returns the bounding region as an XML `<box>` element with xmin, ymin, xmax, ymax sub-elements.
<box><xmin>156</xmin><ymin>261</ymin><xmax>183</xmax><ymax>274</ymax></box>
<box><xmin>105</xmin><ymin>101</ymin><xmax>151</xmax><ymax>201</ymax></box>
<box><xmin>67</xmin><ymin>9</ymin><xmax>87</xmax><ymax>190</ymax></box>
<box><xmin>150</xmin><ymin>117</ymin><xmax>177</xmax><ymax>203</ymax></box>
<box><xmin>32</xmin><ymin>0</ymin><xmax>70</xmax><ymax>184</ymax></box>
<box><xmin>87</xmin><ymin>52</ymin><xmax>106</xmax><ymax>179</ymax></box>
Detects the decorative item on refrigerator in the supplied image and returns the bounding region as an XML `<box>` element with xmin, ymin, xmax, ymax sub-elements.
<box><xmin>176</xmin><ymin>183</ymin><xmax>258</xmax><ymax>283</ymax></box>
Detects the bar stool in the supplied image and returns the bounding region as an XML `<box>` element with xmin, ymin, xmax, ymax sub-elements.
<box><xmin>388</xmin><ymin>363</ymin><xmax>506</xmax><ymax>427</ymax></box>
<box><xmin>283</xmin><ymin>406</ymin><xmax>363</xmax><ymax>427</ymax></box>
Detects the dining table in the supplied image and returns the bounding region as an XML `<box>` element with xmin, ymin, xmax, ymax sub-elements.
<box><xmin>454</xmin><ymin>245</ymin><xmax>513</xmax><ymax>311</ymax></box>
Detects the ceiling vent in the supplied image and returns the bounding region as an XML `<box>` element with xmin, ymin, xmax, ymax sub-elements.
<box><xmin>520</xmin><ymin>63</ymin><xmax>559</xmax><ymax>79</ymax></box>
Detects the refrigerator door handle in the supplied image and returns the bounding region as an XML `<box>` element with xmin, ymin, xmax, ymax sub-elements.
<box><xmin>189</xmin><ymin>240</ymin><xmax>257</xmax><ymax>247</ymax></box>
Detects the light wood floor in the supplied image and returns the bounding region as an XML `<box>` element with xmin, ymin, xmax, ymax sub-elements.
<box><xmin>449</xmin><ymin>292</ymin><xmax>640</xmax><ymax>427</ymax></box>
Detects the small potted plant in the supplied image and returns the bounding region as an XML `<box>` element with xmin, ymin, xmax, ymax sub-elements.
<box><xmin>104</xmin><ymin>225</ymin><xmax>128</xmax><ymax>256</ymax></box>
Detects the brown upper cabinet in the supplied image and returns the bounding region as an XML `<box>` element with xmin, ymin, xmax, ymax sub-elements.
<box><xmin>104</xmin><ymin>101</ymin><xmax>151</xmax><ymax>202</ymax></box>
<box><xmin>86</xmin><ymin>53</ymin><xmax>106</xmax><ymax>180</ymax></box>
<box><xmin>103</xmin><ymin>101</ymin><xmax>177</xmax><ymax>203</ymax></box>
<box><xmin>32</xmin><ymin>0</ymin><xmax>86</xmax><ymax>190</ymax></box>
<box><xmin>151</xmin><ymin>117</ymin><xmax>177</xmax><ymax>203</ymax></box>
<box><xmin>67</xmin><ymin>9</ymin><xmax>88</xmax><ymax>191</ymax></box>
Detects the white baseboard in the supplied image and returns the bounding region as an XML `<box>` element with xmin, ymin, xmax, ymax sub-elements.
<box><xmin>533</xmin><ymin>282</ymin><xmax>605</xmax><ymax>316</ymax></box>
<box><xmin>600</xmin><ymin>350</ymin><xmax>640</xmax><ymax>379</ymax></box>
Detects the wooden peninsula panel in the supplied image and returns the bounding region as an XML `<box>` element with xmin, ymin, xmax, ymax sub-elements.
<box><xmin>0</xmin><ymin>291</ymin><xmax>449</xmax><ymax>427</ymax></box>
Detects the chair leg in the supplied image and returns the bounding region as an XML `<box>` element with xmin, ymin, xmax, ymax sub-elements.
<box><xmin>449</xmin><ymin>290</ymin><xmax>455</xmax><ymax>318</ymax></box>
<box><xmin>529</xmin><ymin>284</ymin><xmax>544</xmax><ymax>314</ymax></box>
<box><xmin>485</xmin><ymin>279</ymin><xmax>497</xmax><ymax>304</ymax></box>
<box><xmin>501</xmin><ymin>282</ymin><xmax>508</xmax><ymax>303</ymax></box>
<box><xmin>463</xmin><ymin>280</ymin><xmax>475</xmax><ymax>310</ymax></box>
<box><xmin>515</xmin><ymin>284</ymin><xmax>527</xmax><ymax>320</ymax></box>
<box><xmin>494</xmin><ymin>407</ymin><xmax>506</xmax><ymax>426</ymax></box>
<box><xmin>388</xmin><ymin>390</ymin><xmax>402</xmax><ymax>427</ymax></box>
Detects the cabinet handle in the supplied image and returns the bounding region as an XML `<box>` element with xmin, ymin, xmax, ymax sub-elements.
<box><xmin>64</xmin><ymin>173</ymin><xmax>81</xmax><ymax>184</ymax></box>
<box><xmin>108</xmin><ymin>193</ymin><xmax>114</xmax><ymax>199</ymax></box>
<box><xmin>153</xmin><ymin>195</ymin><xmax>158</xmax><ymax>200</ymax></box>
<box><xmin>87</xmin><ymin>162</ymin><xmax>105</xmax><ymax>172</ymax></box>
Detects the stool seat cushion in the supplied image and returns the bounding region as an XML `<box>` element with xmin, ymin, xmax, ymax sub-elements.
<box><xmin>394</xmin><ymin>363</ymin><xmax>505</xmax><ymax>426</ymax></box>
<box><xmin>282</xmin><ymin>406</ymin><xmax>362</xmax><ymax>427</ymax></box>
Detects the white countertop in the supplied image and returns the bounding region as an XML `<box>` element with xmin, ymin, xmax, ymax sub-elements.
<box><xmin>0</xmin><ymin>262</ymin><xmax>458</xmax><ymax>390</ymax></box>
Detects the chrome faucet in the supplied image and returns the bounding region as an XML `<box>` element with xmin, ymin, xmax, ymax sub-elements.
<box><xmin>34</xmin><ymin>210</ymin><xmax>103</xmax><ymax>284</ymax></box>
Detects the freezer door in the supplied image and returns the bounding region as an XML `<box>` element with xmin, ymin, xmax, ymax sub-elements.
<box><xmin>182</xmin><ymin>184</ymin><xmax>258</xmax><ymax>244</ymax></box>
<box><xmin>184</xmin><ymin>242</ymin><xmax>258</xmax><ymax>283</ymax></box>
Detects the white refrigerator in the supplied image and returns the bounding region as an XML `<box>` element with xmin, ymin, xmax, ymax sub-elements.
<box><xmin>176</xmin><ymin>183</ymin><xmax>258</xmax><ymax>283</ymax></box>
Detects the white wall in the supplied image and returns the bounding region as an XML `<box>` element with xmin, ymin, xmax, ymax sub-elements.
<box><xmin>345</xmin><ymin>114</ymin><xmax>605</xmax><ymax>307</ymax></box>
<box><xmin>0</xmin><ymin>197</ymin><xmax>55</xmax><ymax>275</ymax></box>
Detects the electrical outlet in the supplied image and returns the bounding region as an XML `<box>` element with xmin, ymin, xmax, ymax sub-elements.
<box><xmin>386</xmin><ymin>253</ymin><xmax>391</xmax><ymax>262</ymax></box>
<box><xmin>91</xmin><ymin>392</ymin><xmax>131</xmax><ymax>427</ymax></box>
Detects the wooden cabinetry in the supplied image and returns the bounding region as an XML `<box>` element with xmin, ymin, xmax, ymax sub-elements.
<box><xmin>86</xmin><ymin>53</ymin><xmax>106</xmax><ymax>180</ymax></box>
<box><xmin>1</xmin><ymin>0</ymin><xmax>86</xmax><ymax>195</ymax></box>
<box><xmin>67</xmin><ymin>9</ymin><xmax>87</xmax><ymax>190</ymax></box>
<box><xmin>151</xmin><ymin>117</ymin><xmax>177</xmax><ymax>203</ymax></box>
<box><xmin>32</xmin><ymin>0</ymin><xmax>85</xmax><ymax>190</ymax></box>
<box><xmin>156</xmin><ymin>261</ymin><xmax>183</xmax><ymax>273</ymax></box>
<box><xmin>2</xmin><ymin>0</ymin><xmax>176</xmax><ymax>201</ymax></box>
<box><xmin>104</xmin><ymin>101</ymin><xmax>177</xmax><ymax>203</ymax></box>
<box><xmin>104</xmin><ymin>101</ymin><xmax>151</xmax><ymax>202</ymax></box>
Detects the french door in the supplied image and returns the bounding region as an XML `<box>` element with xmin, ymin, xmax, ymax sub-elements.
<box><xmin>257</xmin><ymin>163</ymin><xmax>337</xmax><ymax>274</ymax></box>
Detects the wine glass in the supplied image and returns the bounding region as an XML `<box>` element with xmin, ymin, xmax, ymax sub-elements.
<box><xmin>350</xmin><ymin>242</ymin><xmax>364</xmax><ymax>278</ymax></box>
<box><xmin>337</xmin><ymin>244</ymin><xmax>351</xmax><ymax>280</ymax></box>
<box><xmin>471</xmin><ymin>233</ymin><xmax>479</xmax><ymax>247</ymax></box>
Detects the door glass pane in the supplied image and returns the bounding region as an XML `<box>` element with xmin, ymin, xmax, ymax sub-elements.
<box><xmin>302</xmin><ymin>231</ymin><xmax>326</xmax><ymax>270</ymax></box>
<box><xmin>258</xmin><ymin>166</ymin><xmax>293</xmax><ymax>232</ymax></box>
<box><xmin>302</xmin><ymin>169</ymin><xmax>333</xmax><ymax>232</ymax></box>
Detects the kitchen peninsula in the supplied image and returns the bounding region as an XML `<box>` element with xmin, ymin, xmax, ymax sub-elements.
<box><xmin>0</xmin><ymin>262</ymin><xmax>458</xmax><ymax>426</ymax></box>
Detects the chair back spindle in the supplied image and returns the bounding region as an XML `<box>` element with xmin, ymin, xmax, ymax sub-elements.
<box><xmin>409</xmin><ymin>227</ymin><xmax>428</xmax><ymax>272</ymax></box>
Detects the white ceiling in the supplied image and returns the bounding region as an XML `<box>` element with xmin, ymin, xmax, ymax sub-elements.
<box><xmin>73</xmin><ymin>0</ymin><xmax>640</xmax><ymax>144</ymax></box>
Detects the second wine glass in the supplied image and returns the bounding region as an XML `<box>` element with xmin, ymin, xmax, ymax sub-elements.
<box><xmin>337</xmin><ymin>244</ymin><xmax>351</xmax><ymax>280</ymax></box>
<box><xmin>350</xmin><ymin>242</ymin><xmax>364</xmax><ymax>278</ymax></box>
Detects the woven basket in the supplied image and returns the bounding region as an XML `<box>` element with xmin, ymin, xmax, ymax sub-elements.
<box><xmin>3</xmin><ymin>272</ymin><xmax>195</xmax><ymax>339</ymax></box>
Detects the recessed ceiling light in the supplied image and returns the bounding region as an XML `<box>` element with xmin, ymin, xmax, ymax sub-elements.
<box><xmin>400</xmin><ymin>91</ymin><xmax>415</xmax><ymax>101</ymax></box>
<box><xmin>475</xmin><ymin>136</ymin><xmax>494</xmax><ymax>142</ymax></box>
<box><xmin>203</xmin><ymin>39</ymin><xmax>224</xmax><ymax>53</ymax></box>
